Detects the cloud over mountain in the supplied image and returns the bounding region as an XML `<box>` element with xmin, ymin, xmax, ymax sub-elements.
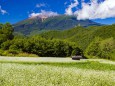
<box><xmin>76</xmin><ymin>0</ymin><xmax>115</xmax><ymax>20</ymax></box>
<box><xmin>65</xmin><ymin>0</ymin><xmax>115</xmax><ymax>20</ymax></box>
<box><xmin>29</xmin><ymin>10</ymin><xmax>59</xmax><ymax>18</ymax></box>
<box><xmin>65</xmin><ymin>0</ymin><xmax>78</xmax><ymax>15</ymax></box>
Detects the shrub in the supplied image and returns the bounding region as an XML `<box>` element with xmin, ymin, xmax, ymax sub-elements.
<box><xmin>2</xmin><ymin>50</ymin><xmax>11</xmax><ymax>56</ymax></box>
<box><xmin>8</xmin><ymin>49</ymin><xmax>19</xmax><ymax>55</ymax></box>
<box><xmin>17</xmin><ymin>53</ymin><xmax>38</xmax><ymax>57</ymax></box>
<box><xmin>85</xmin><ymin>37</ymin><xmax>115</xmax><ymax>60</ymax></box>
<box><xmin>0</xmin><ymin>49</ymin><xmax>4</xmax><ymax>56</ymax></box>
<box><xmin>1</xmin><ymin>40</ymin><xmax>12</xmax><ymax>50</ymax></box>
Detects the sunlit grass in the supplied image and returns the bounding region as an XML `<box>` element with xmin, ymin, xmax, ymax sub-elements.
<box><xmin>0</xmin><ymin>57</ymin><xmax>115</xmax><ymax>86</ymax></box>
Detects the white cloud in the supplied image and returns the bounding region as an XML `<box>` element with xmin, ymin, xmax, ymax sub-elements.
<box><xmin>74</xmin><ymin>0</ymin><xmax>115</xmax><ymax>20</ymax></box>
<box><xmin>64</xmin><ymin>2</ymin><xmax>68</xmax><ymax>5</ymax></box>
<box><xmin>36</xmin><ymin>3</ymin><xmax>46</xmax><ymax>8</ymax></box>
<box><xmin>29</xmin><ymin>10</ymin><xmax>59</xmax><ymax>18</ymax></box>
<box><xmin>65</xmin><ymin>0</ymin><xmax>79</xmax><ymax>15</ymax></box>
<box><xmin>0</xmin><ymin>6</ymin><xmax>7</xmax><ymax>15</ymax></box>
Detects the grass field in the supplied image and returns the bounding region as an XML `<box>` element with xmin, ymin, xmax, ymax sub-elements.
<box><xmin>0</xmin><ymin>57</ymin><xmax>115</xmax><ymax>86</ymax></box>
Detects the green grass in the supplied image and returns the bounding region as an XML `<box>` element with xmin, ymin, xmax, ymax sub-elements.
<box><xmin>0</xmin><ymin>57</ymin><xmax>115</xmax><ymax>86</ymax></box>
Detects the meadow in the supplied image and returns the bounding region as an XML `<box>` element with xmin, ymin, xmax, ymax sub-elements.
<box><xmin>0</xmin><ymin>57</ymin><xmax>115</xmax><ymax>86</ymax></box>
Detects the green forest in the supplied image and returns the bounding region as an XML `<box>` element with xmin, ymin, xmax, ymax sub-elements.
<box><xmin>0</xmin><ymin>23</ymin><xmax>115</xmax><ymax>60</ymax></box>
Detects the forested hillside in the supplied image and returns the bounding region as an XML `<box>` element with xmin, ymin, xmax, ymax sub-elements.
<box><xmin>39</xmin><ymin>24</ymin><xmax>115</xmax><ymax>60</ymax></box>
<box><xmin>40</xmin><ymin>25</ymin><xmax>115</xmax><ymax>50</ymax></box>
<box><xmin>0</xmin><ymin>23</ymin><xmax>115</xmax><ymax>60</ymax></box>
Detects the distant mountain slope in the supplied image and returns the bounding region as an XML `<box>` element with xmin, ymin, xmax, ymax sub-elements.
<box><xmin>39</xmin><ymin>24</ymin><xmax>115</xmax><ymax>50</ymax></box>
<box><xmin>13</xmin><ymin>15</ymin><xmax>101</xmax><ymax>35</ymax></box>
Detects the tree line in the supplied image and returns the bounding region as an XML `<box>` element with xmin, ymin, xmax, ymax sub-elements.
<box><xmin>0</xmin><ymin>23</ymin><xmax>114</xmax><ymax>60</ymax></box>
<box><xmin>0</xmin><ymin>23</ymin><xmax>83</xmax><ymax>57</ymax></box>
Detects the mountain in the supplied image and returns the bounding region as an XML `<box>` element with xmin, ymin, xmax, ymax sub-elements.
<box><xmin>13</xmin><ymin>15</ymin><xmax>101</xmax><ymax>35</ymax></box>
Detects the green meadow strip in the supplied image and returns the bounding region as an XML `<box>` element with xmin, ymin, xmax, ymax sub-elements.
<box><xmin>0</xmin><ymin>60</ymin><xmax>115</xmax><ymax>71</ymax></box>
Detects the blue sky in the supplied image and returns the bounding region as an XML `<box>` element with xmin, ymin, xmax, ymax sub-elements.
<box><xmin>0</xmin><ymin>0</ymin><xmax>115</xmax><ymax>24</ymax></box>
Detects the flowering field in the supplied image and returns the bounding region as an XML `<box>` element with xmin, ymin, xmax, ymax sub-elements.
<box><xmin>0</xmin><ymin>57</ymin><xmax>115</xmax><ymax>86</ymax></box>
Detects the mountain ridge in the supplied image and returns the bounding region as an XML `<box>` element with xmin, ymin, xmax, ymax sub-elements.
<box><xmin>13</xmin><ymin>15</ymin><xmax>102</xmax><ymax>35</ymax></box>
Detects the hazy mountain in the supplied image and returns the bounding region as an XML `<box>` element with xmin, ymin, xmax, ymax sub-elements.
<box><xmin>13</xmin><ymin>15</ymin><xmax>101</xmax><ymax>35</ymax></box>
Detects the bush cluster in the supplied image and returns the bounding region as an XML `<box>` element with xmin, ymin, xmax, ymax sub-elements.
<box><xmin>0</xmin><ymin>23</ymin><xmax>82</xmax><ymax>57</ymax></box>
<box><xmin>85</xmin><ymin>37</ymin><xmax>115</xmax><ymax>60</ymax></box>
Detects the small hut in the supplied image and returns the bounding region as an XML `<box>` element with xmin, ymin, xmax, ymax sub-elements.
<box><xmin>72</xmin><ymin>56</ymin><xmax>83</xmax><ymax>60</ymax></box>
<box><xmin>72</xmin><ymin>48</ymin><xmax>86</xmax><ymax>60</ymax></box>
